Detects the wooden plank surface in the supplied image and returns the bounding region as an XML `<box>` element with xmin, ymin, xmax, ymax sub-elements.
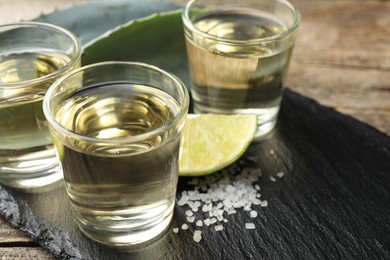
<box><xmin>0</xmin><ymin>217</ymin><xmax>32</xmax><ymax>243</ymax></box>
<box><xmin>0</xmin><ymin>247</ymin><xmax>56</xmax><ymax>259</ymax></box>
<box><xmin>287</xmin><ymin>0</ymin><xmax>390</xmax><ymax>135</ymax></box>
<box><xmin>0</xmin><ymin>217</ymin><xmax>55</xmax><ymax>258</ymax></box>
<box><xmin>0</xmin><ymin>0</ymin><xmax>389</xmax><ymax>258</ymax></box>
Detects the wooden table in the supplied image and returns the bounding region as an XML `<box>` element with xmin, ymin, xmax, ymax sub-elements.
<box><xmin>0</xmin><ymin>0</ymin><xmax>389</xmax><ymax>258</ymax></box>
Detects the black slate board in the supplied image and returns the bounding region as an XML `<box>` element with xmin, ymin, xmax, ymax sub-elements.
<box><xmin>1</xmin><ymin>1</ymin><xmax>390</xmax><ymax>259</ymax></box>
<box><xmin>1</xmin><ymin>89</ymin><xmax>390</xmax><ymax>259</ymax></box>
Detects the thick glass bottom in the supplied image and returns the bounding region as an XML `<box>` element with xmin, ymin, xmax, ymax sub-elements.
<box><xmin>0</xmin><ymin>147</ymin><xmax>63</xmax><ymax>192</ymax></box>
<box><xmin>75</xmin><ymin>202</ymin><xmax>174</xmax><ymax>247</ymax></box>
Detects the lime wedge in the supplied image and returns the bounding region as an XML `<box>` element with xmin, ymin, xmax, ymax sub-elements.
<box><xmin>179</xmin><ymin>114</ymin><xmax>258</xmax><ymax>177</ymax></box>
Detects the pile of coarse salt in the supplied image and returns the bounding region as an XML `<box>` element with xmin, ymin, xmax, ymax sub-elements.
<box><xmin>174</xmin><ymin>156</ymin><xmax>284</xmax><ymax>242</ymax></box>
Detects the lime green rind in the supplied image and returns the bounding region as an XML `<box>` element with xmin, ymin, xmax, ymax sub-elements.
<box><xmin>179</xmin><ymin>114</ymin><xmax>258</xmax><ymax>177</ymax></box>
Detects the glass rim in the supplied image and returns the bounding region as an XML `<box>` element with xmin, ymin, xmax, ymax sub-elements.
<box><xmin>43</xmin><ymin>61</ymin><xmax>190</xmax><ymax>145</ymax></box>
<box><xmin>0</xmin><ymin>21</ymin><xmax>81</xmax><ymax>89</ymax></box>
<box><xmin>182</xmin><ymin>0</ymin><xmax>300</xmax><ymax>45</ymax></box>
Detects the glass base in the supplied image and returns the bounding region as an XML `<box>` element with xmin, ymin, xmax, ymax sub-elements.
<box><xmin>0</xmin><ymin>148</ymin><xmax>63</xmax><ymax>192</ymax></box>
<box><xmin>254</xmin><ymin>119</ymin><xmax>277</xmax><ymax>140</ymax></box>
<box><xmin>0</xmin><ymin>165</ymin><xmax>63</xmax><ymax>193</ymax></box>
<box><xmin>76</xmin><ymin>204</ymin><xmax>174</xmax><ymax>247</ymax></box>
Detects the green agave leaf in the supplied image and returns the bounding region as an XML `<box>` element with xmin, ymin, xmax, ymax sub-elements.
<box><xmin>33</xmin><ymin>0</ymin><xmax>181</xmax><ymax>45</ymax></box>
<box><xmin>82</xmin><ymin>10</ymin><xmax>190</xmax><ymax>87</ymax></box>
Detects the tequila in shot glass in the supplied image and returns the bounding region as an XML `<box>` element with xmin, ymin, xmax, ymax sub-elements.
<box><xmin>182</xmin><ymin>0</ymin><xmax>300</xmax><ymax>138</ymax></box>
<box><xmin>0</xmin><ymin>22</ymin><xmax>81</xmax><ymax>190</ymax></box>
<box><xmin>43</xmin><ymin>62</ymin><xmax>189</xmax><ymax>246</ymax></box>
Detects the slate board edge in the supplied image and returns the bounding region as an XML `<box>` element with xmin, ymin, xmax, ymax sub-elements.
<box><xmin>0</xmin><ymin>186</ymin><xmax>83</xmax><ymax>259</ymax></box>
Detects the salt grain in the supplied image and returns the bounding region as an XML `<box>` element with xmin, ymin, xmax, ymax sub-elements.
<box><xmin>250</xmin><ymin>210</ymin><xmax>258</xmax><ymax>218</ymax></box>
<box><xmin>277</xmin><ymin>172</ymin><xmax>285</xmax><ymax>178</ymax></box>
<box><xmin>194</xmin><ymin>230</ymin><xmax>202</xmax><ymax>236</ymax></box>
<box><xmin>175</xmin><ymin>159</ymin><xmax>272</xmax><ymax>242</ymax></box>
<box><xmin>225</xmin><ymin>184</ymin><xmax>235</xmax><ymax>193</ymax></box>
<box><xmin>193</xmin><ymin>230</ymin><xmax>202</xmax><ymax>242</ymax></box>
<box><xmin>270</xmin><ymin>176</ymin><xmax>276</xmax><ymax>182</ymax></box>
<box><xmin>173</xmin><ymin>228</ymin><xmax>179</xmax><ymax>233</ymax></box>
<box><xmin>252</xmin><ymin>199</ymin><xmax>261</xmax><ymax>205</ymax></box>
<box><xmin>214</xmin><ymin>225</ymin><xmax>224</xmax><ymax>231</ymax></box>
<box><xmin>196</xmin><ymin>220</ymin><xmax>203</xmax><ymax>227</ymax></box>
<box><xmin>245</xmin><ymin>223</ymin><xmax>256</xmax><ymax>230</ymax></box>
<box><xmin>181</xmin><ymin>224</ymin><xmax>188</xmax><ymax>230</ymax></box>
<box><xmin>177</xmin><ymin>196</ymin><xmax>188</xmax><ymax>206</ymax></box>
<box><xmin>227</xmin><ymin>209</ymin><xmax>236</xmax><ymax>215</ymax></box>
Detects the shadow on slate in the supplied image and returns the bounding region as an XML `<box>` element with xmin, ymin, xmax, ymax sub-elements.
<box><xmin>1</xmin><ymin>89</ymin><xmax>390</xmax><ymax>260</ymax></box>
<box><xmin>0</xmin><ymin>0</ymin><xmax>389</xmax><ymax>259</ymax></box>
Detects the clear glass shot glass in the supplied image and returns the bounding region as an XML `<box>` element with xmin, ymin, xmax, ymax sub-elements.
<box><xmin>182</xmin><ymin>0</ymin><xmax>300</xmax><ymax>138</ymax></box>
<box><xmin>43</xmin><ymin>61</ymin><xmax>189</xmax><ymax>246</ymax></box>
<box><xmin>0</xmin><ymin>22</ymin><xmax>81</xmax><ymax>191</ymax></box>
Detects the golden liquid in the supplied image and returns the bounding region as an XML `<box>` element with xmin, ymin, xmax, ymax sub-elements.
<box><xmin>186</xmin><ymin>8</ymin><xmax>294</xmax><ymax>124</ymax></box>
<box><xmin>52</xmin><ymin>83</ymin><xmax>181</xmax><ymax>245</ymax></box>
<box><xmin>0</xmin><ymin>51</ymin><xmax>70</xmax><ymax>173</ymax></box>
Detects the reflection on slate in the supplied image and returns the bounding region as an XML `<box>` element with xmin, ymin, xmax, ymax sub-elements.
<box><xmin>1</xmin><ymin>89</ymin><xmax>390</xmax><ymax>260</ymax></box>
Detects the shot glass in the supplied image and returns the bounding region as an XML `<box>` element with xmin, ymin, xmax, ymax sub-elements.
<box><xmin>0</xmin><ymin>22</ymin><xmax>81</xmax><ymax>190</ymax></box>
<box><xmin>182</xmin><ymin>0</ymin><xmax>300</xmax><ymax>138</ymax></box>
<box><xmin>43</xmin><ymin>62</ymin><xmax>189</xmax><ymax>246</ymax></box>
